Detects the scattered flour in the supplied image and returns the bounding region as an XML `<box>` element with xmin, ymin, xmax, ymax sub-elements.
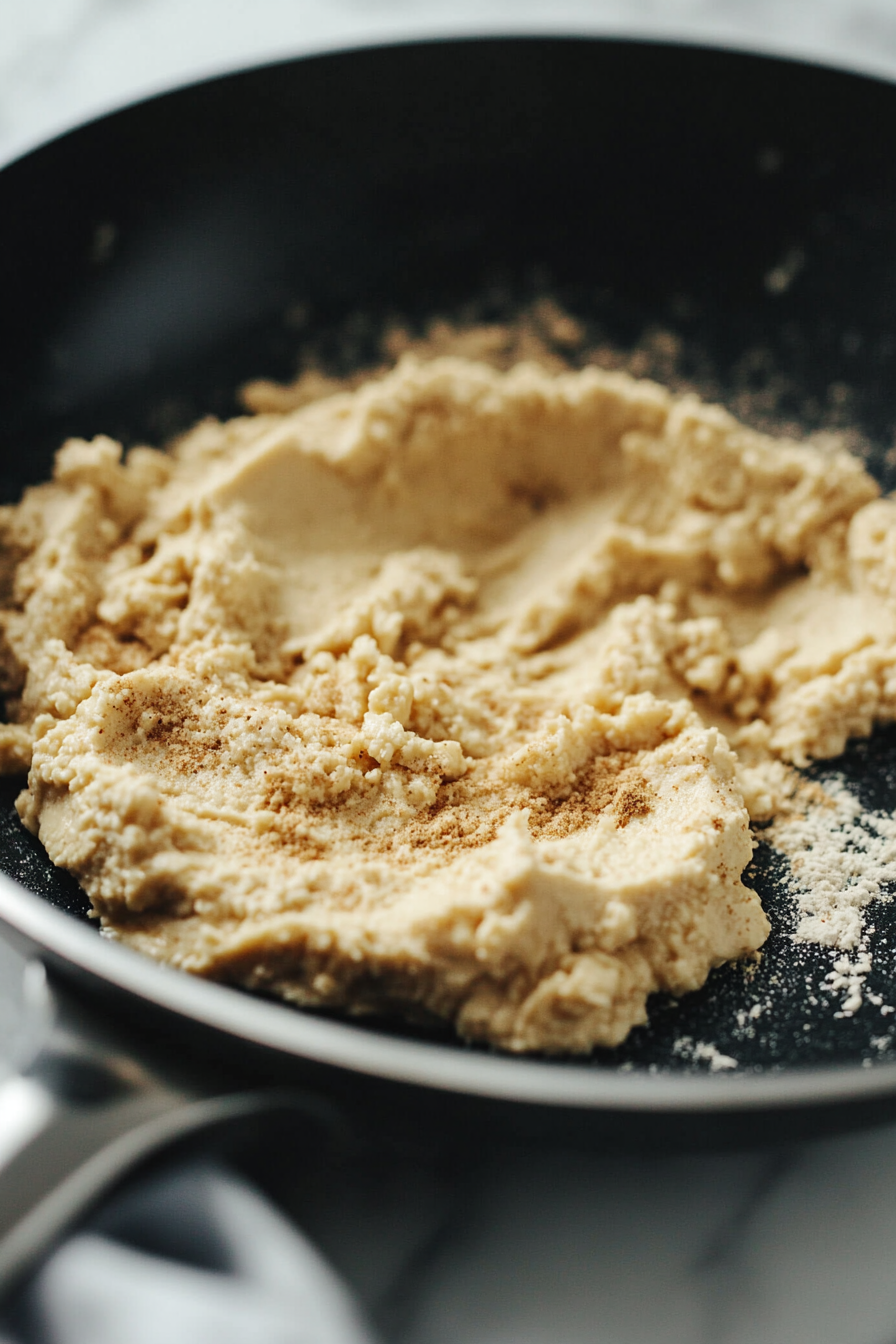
<box><xmin>826</xmin><ymin>949</ymin><xmax>874</xmax><ymax>1019</ymax></box>
<box><xmin>735</xmin><ymin>999</ymin><xmax>771</xmax><ymax>1032</ymax></box>
<box><xmin>672</xmin><ymin>1036</ymin><xmax>738</xmax><ymax>1072</ymax></box>
<box><xmin>767</xmin><ymin>776</ymin><xmax>896</xmax><ymax>1018</ymax></box>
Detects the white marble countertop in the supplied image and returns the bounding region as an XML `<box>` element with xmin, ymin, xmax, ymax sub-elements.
<box><xmin>5</xmin><ymin>3</ymin><xmax>896</xmax><ymax>1341</ymax></box>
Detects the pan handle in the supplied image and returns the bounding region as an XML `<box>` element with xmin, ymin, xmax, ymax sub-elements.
<box><xmin>0</xmin><ymin>960</ymin><xmax>310</xmax><ymax>1300</ymax></box>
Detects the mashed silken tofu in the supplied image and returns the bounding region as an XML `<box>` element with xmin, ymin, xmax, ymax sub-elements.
<box><xmin>0</xmin><ymin>352</ymin><xmax>892</xmax><ymax>1052</ymax></box>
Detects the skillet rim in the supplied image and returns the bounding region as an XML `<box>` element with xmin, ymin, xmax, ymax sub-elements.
<box><xmin>4</xmin><ymin>873</ymin><xmax>896</xmax><ymax>1114</ymax></box>
<box><xmin>5</xmin><ymin>20</ymin><xmax>896</xmax><ymax>174</ymax></box>
<box><xmin>4</xmin><ymin>33</ymin><xmax>896</xmax><ymax>1116</ymax></box>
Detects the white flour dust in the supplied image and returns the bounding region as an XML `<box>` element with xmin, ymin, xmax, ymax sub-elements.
<box><xmin>767</xmin><ymin>776</ymin><xmax>896</xmax><ymax>1018</ymax></box>
<box><xmin>672</xmin><ymin>1037</ymin><xmax>738</xmax><ymax>1071</ymax></box>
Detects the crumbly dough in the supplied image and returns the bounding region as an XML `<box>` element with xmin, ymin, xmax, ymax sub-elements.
<box><xmin>2</xmin><ymin>350</ymin><xmax>894</xmax><ymax>1052</ymax></box>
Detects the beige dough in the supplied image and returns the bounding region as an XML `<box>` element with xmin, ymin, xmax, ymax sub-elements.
<box><xmin>1</xmin><ymin>349</ymin><xmax>892</xmax><ymax>1052</ymax></box>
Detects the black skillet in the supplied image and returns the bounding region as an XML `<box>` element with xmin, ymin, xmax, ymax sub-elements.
<box><xmin>3</xmin><ymin>34</ymin><xmax>896</xmax><ymax>1282</ymax></box>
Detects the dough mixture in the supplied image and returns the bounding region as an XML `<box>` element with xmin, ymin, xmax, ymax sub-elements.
<box><xmin>1</xmin><ymin>345</ymin><xmax>893</xmax><ymax>1052</ymax></box>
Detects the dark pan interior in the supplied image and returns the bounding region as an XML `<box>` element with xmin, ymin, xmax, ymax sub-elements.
<box><xmin>3</xmin><ymin>36</ymin><xmax>896</xmax><ymax>1076</ymax></box>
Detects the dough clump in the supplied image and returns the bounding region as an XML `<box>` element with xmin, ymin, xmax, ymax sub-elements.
<box><xmin>1</xmin><ymin>349</ymin><xmax>892</xmax><ymax>1052</ymax></box>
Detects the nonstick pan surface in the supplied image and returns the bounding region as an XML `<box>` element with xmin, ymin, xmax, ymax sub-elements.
<box><xmin>4</xmin><ymin>35</ymin><xmax>896</xmax><ymax>1122</ymax></box>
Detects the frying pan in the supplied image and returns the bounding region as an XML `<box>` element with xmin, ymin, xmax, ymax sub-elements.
<box><xmin>3</xmin><ymin>32</ymin><xmax>896</xmax><ymax>1288</ymax></box>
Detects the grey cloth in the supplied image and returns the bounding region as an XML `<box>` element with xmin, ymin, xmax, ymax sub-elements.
<box><xmin>5</xmin><ymin>1163</ymin><xmax>378</xmax><ymax>1344</ymax></box>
